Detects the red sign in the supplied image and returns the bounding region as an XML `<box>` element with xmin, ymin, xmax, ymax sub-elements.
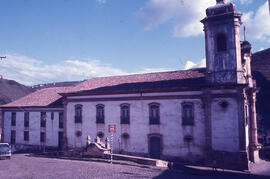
<box><xmin>108</xmin><ymin>125</ymin><xmax>116</xmax><ymax>133</ymax></box>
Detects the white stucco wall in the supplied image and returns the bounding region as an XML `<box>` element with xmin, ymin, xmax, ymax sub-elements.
<box><xmin>66</xmin><ymin>92</ymin><xmax>206</xmax><ymax>159</ymax></box>
<box><xmin>211</xmin><ymin>97</ymin><xmax>239</xmax><ymax>152</ymax></box>
<box><xmin>3</xmin><ymin>109</ymin><xmax>63</xmax><ymax>148</ymax></box>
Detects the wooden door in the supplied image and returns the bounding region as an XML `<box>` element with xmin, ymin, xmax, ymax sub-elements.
<box><xmin>149</xmin><ymin>136</ymin><xmax>161</xmax><ymax>159</ymax></box>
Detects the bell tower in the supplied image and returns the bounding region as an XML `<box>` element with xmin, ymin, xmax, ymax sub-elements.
<box><xmin>201</xmin><ymin>0</ymin><xmax>245</xmax><ymax>84</ymax></box>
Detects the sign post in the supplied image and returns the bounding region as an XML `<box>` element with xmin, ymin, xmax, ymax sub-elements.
<box><xmin>108</xmin><ymin>125</ymin><xmax>116</xmax><ymax>164</ymax></box>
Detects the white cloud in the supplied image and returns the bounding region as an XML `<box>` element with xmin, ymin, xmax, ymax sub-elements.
<box><xmin>242</xmin><ymin>2</ymin><xmax>270</xmax><ymax>42</ymax></box>
<box><xmin>184</xmin><ymin>58</ymin><xmax>206</xmax><ymax>70</ymax></box>
<box><xmin>0</xmin><ymin>53</ymin><xmax>127</xmax><ymax>85</ymax></box>
<box><xmin>135</xmin><ymin>0</ymin><xmax>266</xmax><ymax>38</ymax></box>
<box><xmin>135</xmin><ymin>0</ymin><xmax>215</xmax><ymax>37</ymax></box>
<box><xmin>184</xmin><ymin>60</ymin><xmax>197</xmax><ymax>70</ymax></box>
<box><xmin>238</xmin><ymin>0</ymin><xmax>253</xmax><ymax>4</ymax></box>
<box><xmin>0</xmin><ymin>53</ymin><xmax>178</xmax><ymax>86</ymax></box>
<box><xmin>259</xmin><ymin>47</ymin><xmax>265</xmax><ymax>51</ymax></box>
<box><xmin>136</xmin><ymin>67</ymin><xmax>172</xmax><ymax>74</ymax></box>
<box><xmin>96</xmin><ymin>0</ymin><xmax>106</xmax><ymax>4</ymax></box>
<box><xmin>0</xmin><ymin>53</ymin><xmax>207</xmax><ymax>86</ymax></box>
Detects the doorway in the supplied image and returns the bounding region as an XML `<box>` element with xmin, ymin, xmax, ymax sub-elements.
<box><xmin>58</xmin><ymin>132</ymin><xmax>63</xmax><ymax>150</ymax></box>
<box><xmin>149</xmin><ymin>135</ymin><xmax>161</xmax><ymax>159</ymax></box>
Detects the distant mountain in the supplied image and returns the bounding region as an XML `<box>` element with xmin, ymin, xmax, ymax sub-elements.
<box><xmin>0</xmin><ymin>78</ymin><xmax>34</xmax><ymax>105</ymax></box>
<box><xmin>0</xmin><ymin>79</ymin><xmax>82</xmax><ymax>105</ymax></box>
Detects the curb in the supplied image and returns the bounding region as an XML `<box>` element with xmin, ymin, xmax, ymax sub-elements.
<box><xmin>27</xmin><ymin>153</ymin><xmax>165</xmax><ymax>170</ymax></box>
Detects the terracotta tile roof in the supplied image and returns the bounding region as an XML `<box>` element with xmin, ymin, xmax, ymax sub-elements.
<box><xmin>71</xmin><ymin>68</ymin><xmax>206</xmax><ymax>93</ymax></box>
<box><xmin>2</xmin><ymin>68</ymin><xmax>206</xmax><ymax>107</ymax></box>
<box><xmin>2</xmin><ymin>87</ymin><xmax>72</xmax><ymax>108</ymax></box>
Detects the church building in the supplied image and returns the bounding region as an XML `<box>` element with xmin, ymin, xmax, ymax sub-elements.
<box><xmin>1</xmin><ymin>0</ymin><xmax>260</xmax><ymax>170</ymax></box>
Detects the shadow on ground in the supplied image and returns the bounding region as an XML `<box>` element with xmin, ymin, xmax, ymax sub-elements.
<box><xmin>154</xmin><ymin>168</ymin><xmax>269</xmax><ymax>179</ymax></box>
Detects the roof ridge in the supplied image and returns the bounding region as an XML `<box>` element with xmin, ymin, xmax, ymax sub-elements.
<box><xmin>88</xmin><ymin>68</ymin><xmax>204</xmax><ymax>81</ymax></box>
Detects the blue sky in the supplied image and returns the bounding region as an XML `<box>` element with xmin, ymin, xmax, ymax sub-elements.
<box><xmin>0</xmin><ymin>0</ymin><xmax>269</xmax><ymax>85</ymax></box>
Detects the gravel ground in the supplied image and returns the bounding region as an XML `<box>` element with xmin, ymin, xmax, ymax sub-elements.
<box><xmin>0</xmin><ymin>154</ymin><xmax>269</xmax><ymax>179</ymax></box>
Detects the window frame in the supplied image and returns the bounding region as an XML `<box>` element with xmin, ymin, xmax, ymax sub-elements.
<box><xmin>24</xmin><ymin>112</ymin><xmax>29</xmax><ymax>127</ymax></box>
<box><xmin>75</xmin><ymin>104</ymin><xmax>83</xmax><ymax>123</ymax></box>
<box><xmin>24</xmin><ymin>131</ymin><xmax>29</xmax><ymax>141</ymax></box>
<box><xmin>149</xmin><ymin>103</ymin><xmax>160</xmax><ymax>125</ymax></box>
<box><xmin>51</xmin><ymin>112</ymin><xmax>54</xmax><ymax>120</ymax></box>
<box><xmin>96</xmin><ymin>104</ymin><xmax>105</xmax><ymax>124</ymax></box>
<box><xmin>59</xmin><ymin>112</ymin><xmax>64</xmax><ymax>129</ymax></box>
<box><xmin>182</xmin><ymin>102</ymin><xmax>194</xmax><ymax>126</ymax></box>
<box><xmin>40</xmin><ymin>112</ymin><xmax>46</xmax><ymax>128</ymax></box>
<box><xmin>11</xmin><ymin>112</ymin><xmax>16</xmax><ymax>126</ymax></box>
<box><xmin>120</xmin><ymin>103</ymin><xmax>130</xmax><ymax>124</ymax></box>
<box><xmin>11</xmin><ymin>130</ymin><xmax>16</xmax><ymax>144</ymax></box>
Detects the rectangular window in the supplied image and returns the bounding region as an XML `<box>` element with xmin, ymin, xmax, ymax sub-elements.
<box><xmin>59</xmin><ymin>112</ymin><xmax>64</xmax><ymax>129</ymax></box>
<box><xmin>24</xmin><ymin>131</ymin><xmax>29</xmax><ymax>141</ymax></box>
<box><xmin>24</xmin><ymin>112</ymin><xmax>29</xmax><ymax>127</ymax></box>
<box><xmin>11</xmin><ymin>112</ymin><xmax>16</xmax><ymax>126</ymax></box>
<box><xmin>40</xmin><ymin>132</ymin><xmax>45</xmax><ymax>143</ymax></box>
<box><xmin>121</xmin><ymin>104</ymin><xmax>130</xmax><ymax>124</ymax></box>
<box><xmin>182</xmin><ymin>103</ymin><xmax>194</xmax><ymax>126</ymax></box>
<box><xmin>149</xmin><ymin>104</ymin><xmax>160</xmax><ymax>125</ymax></box>
<box><xmin>96</xmin><ymin>105</ymin><xmax>105</xmax><ymax>124</ymax></box>
<box><xmin>11</xmin><ymin>130</ymin><xmax>16</xmax><ymax>144</ymax></box>
<box><xmin>51</xmin><ymin>112</ymin><xmax>54</xmax><ymax>120</ymax></box>
<box><xmin>40</xmin><ymin>112</ymin><xmax>46</xmax><ymax>127</ymax></box>
<box><xmin>75</xmin><ymin>105</ymin><xmax>82</xmax><ymax>123</ymax></box>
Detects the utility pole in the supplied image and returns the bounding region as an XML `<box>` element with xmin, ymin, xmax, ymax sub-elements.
<box><xmin>0</xmin><ymin>56</ymin><xmax>6</xmax><ymax>79</ymax></box>
<box><xmin>244</xmin><ymin>26</ymin><xmax>246</xmax><ymax>41</ymax></box>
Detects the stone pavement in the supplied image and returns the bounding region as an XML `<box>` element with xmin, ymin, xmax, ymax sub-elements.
<box><xmin>31</xmin><ymin>152</ymin><xmax>270</xmax><ymax>178</ymax></box>
<box><xmin>1</xmin><ymin>154</ymin><xmax>270</xmax><ymax>179</ymax></box>
<box><xmin>250</xmin><ymin>159</ymin><xmax>270</xmax><ymax>176</ymax></box>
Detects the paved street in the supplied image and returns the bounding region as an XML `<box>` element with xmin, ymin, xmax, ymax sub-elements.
<box><xmin>0</xmin><ymin>154</ymin><xmax>269</xmax><ymax>179</ymax></box>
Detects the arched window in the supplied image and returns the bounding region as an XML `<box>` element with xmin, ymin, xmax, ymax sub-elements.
<box><xmin>149</xmin><ymin>103</ymin><xmax>160</xmax><ymax>125</ymax></box>
<box><xmin>216</xmin><ymin>33</ymin><xmax>227</xmax><ymax>52</ymax></box>
<box><xmin>75</xmin><ymin>104</ymin><xmax>82</xmax><ymax>123</ymax></box>
<box><xmin>120</xmin><ymin>104</ymin><xmax>130</xmax><ymax>124</ymax></box>
<box><xmin>96</xmin><ymin>104</ymin><xmax>105</xmax><ymax>124</ymax></box>
<box><xmin>182</xmin><ymin>102</ymin><xmax>194</xmax><ymax>126</ymax></box>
